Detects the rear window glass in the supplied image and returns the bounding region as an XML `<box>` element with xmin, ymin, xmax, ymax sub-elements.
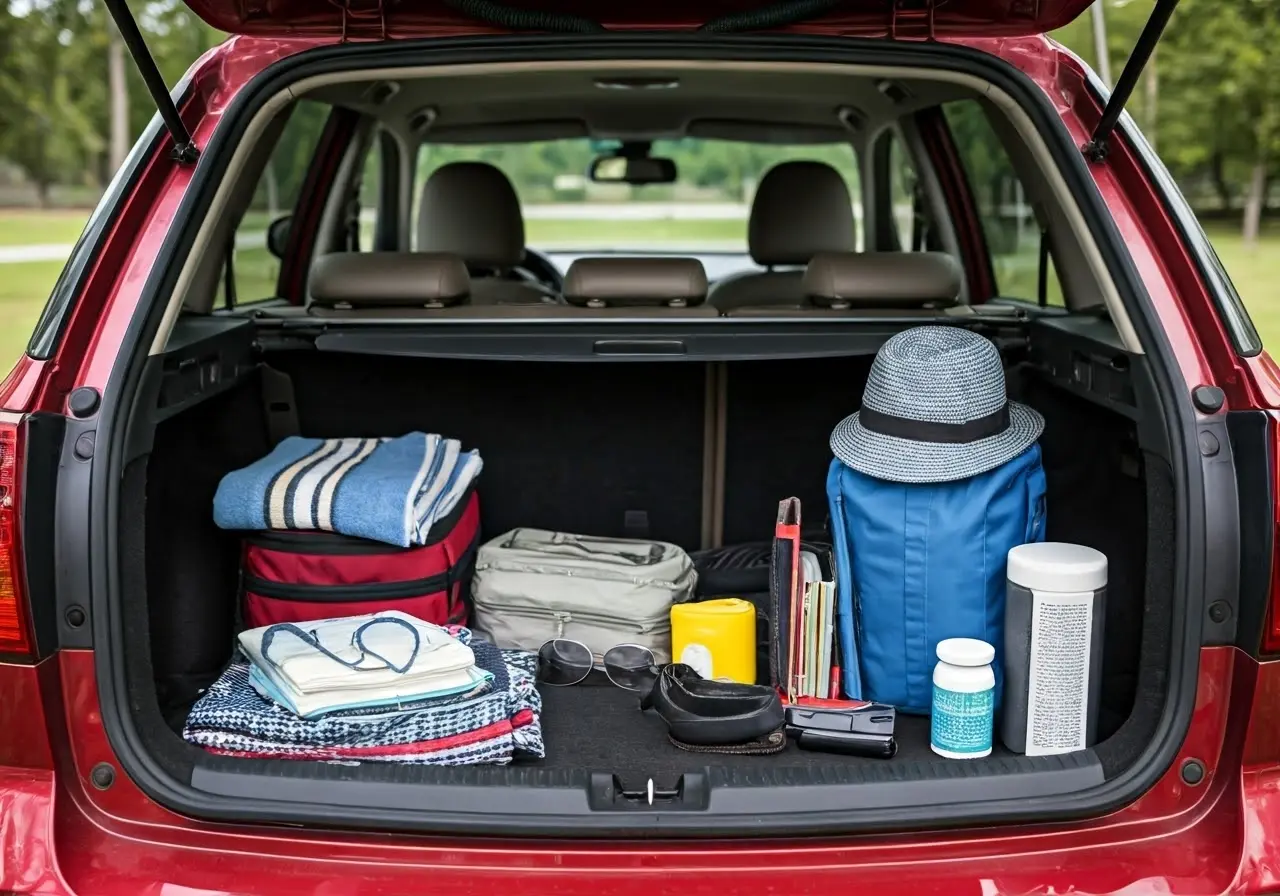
<box><xmin>943</xmin><ymin>100</ymin><xmax>1064</xmax><ymax>306</ymax></box>
<box><xmin>413</xmin><ymin>138</ymin><xmax>860</xmax><ymax>254</ymax></box>
<box><xmin>222</xmin><ymin>100</ymin><xmax>330</xmax><ymax>306</ymax></box>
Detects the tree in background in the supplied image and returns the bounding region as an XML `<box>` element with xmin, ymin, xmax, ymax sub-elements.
<box><xmin>1160</xmin><ymin>0</ymin><xmax>1280</xmax><ymax>246</ymax></box>
<box><xmin>0</xmin><ymin>0</ymin><xmax>219</xmax><ymax>196</ymax></box>
<box><xmin>0</xmin><ymin>0</ymin><xmax>103</xmax><ymax>205</ymax></box>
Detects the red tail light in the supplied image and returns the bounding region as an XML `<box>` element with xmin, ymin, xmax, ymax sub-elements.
<box><xmin>0</xmin><ymin>418</ymin><xmax>32</xmax><ymax>656</ymax></box>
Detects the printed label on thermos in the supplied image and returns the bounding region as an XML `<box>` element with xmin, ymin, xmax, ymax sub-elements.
<box><xmin>1024</xmin><ymin>590</ymin><xmax>1094</xmax><ymax>757</ymax></box>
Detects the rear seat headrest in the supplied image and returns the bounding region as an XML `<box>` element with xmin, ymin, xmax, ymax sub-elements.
<box><xmin>803</xmin><ymin>252</ymin><xmax>962</xmax><ymax>309</ymax></box>
<box><xmin>749</xmin><ymin>161</ymin><xmax>856</xmax><ymax>267</ymax></box>
<box><xmin>310</xmin><ymin>253</ymin><xmax>470</xmax><ymax>309</ymax></box>
<box><xmin>418</xmin><ymin>161</ymin><xmax>525</xmax><ymax>269</ymax></box>
<box><xmin>563</xmin><ymin>257</ymin><xmax>709</xmax><ymax>308</ymax></box>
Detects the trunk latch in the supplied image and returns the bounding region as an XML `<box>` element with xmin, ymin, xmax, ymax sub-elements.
<box><xmin>587</xmin><ymin>772</ymin><xmax>710</xmax><ymax>811</ymax></box>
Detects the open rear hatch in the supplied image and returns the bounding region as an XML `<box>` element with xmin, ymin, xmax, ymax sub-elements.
<box><xmin>170</xmin><ymin>0</ymin><xmax>1104</xmax><ymax>39</ymax></box>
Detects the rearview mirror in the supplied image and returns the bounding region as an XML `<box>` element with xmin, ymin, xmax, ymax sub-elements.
<box><xmin>266</xmin><ymin>215</ymin><xmax>292</xmax><ymax>259</ymax></box>
<box><xmin>588</xmin><ymin>154</ymin><xmax>677</xmax><ymax>186</ymax></box>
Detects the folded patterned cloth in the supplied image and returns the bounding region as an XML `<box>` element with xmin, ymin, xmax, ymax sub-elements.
<box><xmin>212</xmin><ymin>432</ymin><xmax>482</xmax><ymax>547</ymax></box>
<box><xmin>184</xmin><ymin>631</ymin><xmax>543</xmax><ymax>765</ymax></box>
<box><xmin>239</xmin><ymin>611</ymin><xmax>489</xmax><ymax>719</ymax></box>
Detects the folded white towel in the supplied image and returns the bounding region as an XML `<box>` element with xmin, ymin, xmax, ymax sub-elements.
<box><xmin>249</xmin><ymin>661</ymin><xmax>492</xmax><ymax>719</ymax></box>
<box><xmin>239</xmin><ymin>611</ymin><xmax>477</xmax><ymax>707</ymax></box>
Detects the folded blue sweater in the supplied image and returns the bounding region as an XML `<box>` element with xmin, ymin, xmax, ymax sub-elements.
<box><xmin>212</xmin><ymin>432</ymin><xmax>481</xmax><ymax>547</ymax></box>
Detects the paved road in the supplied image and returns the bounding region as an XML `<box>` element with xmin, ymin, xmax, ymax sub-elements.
<box><xmin>0</xmin><ymin>243</ymin><xmax>78</xmax><ymax>263</ymax></box>
<box><xmin>0</xmin><ymin>229</ymin><xmax>271</xmax><ymax>264</ymax></box>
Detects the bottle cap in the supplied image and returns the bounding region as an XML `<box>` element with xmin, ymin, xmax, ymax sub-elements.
<box><xmin>936</xmin><ymin>638</ymin><xmax>995</xmax><ymax>667</ymax></box>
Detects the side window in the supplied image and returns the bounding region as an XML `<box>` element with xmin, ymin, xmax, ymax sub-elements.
<box><xmin>345</xmin><ymin>129</ymin><xmax>395</xmax><ymax>253</ymax></box>
<box><xmin>878</xmin><ymin>131</ymin><xmax>938</xmax><ymax>253</ymax></box>
<box><xmin>888</xmin><ymin>134</ymin><xmax>921</xmax><ymax>250</ymax></box>
<box><xmin>220</xmin><ymin>101</ymin><xmax>330</xmax><ymax>307</ymax></box>
<box><xmin>942</xmin><ymin>100</ymin><xmax>1065</xmax><ymax>306</ymax></box>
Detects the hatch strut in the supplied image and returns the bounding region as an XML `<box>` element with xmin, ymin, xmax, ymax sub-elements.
<box><xmin>1082</xmin><ymin>0</ymin><xmax>1178</xmax><ymax>163</ymax></box>
<box><xmin>102</xmin><ymin>0</ymin><xmax>200</xmax><ymax>165</ymax></box>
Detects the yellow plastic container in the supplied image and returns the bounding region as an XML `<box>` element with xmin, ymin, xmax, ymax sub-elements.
<box><xmin>670</xmin><ymin>599</ymin><xmax>757</xmax><ymax>684</ymax></box>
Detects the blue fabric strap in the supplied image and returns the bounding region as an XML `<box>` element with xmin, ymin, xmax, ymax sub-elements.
<box><xmin>259</xmin><ymin>616</ymin><xmax>422</xmax><ymax>675</ymax></box>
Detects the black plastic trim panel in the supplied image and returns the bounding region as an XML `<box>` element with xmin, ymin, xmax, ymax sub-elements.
<box><xmin>304</xmin><ymin>321</ymin><xmax>1006</xmax><ymax>361</ymax></box>
<box><xmin>155</xmin><ymin>316</ymin><xmax>258</xmax><ymax>422</ymax></box>
<box><xmin>92</xmin><ymin>33</ymin><xmax>1207</xmax><ymax>839</ymax></box>
<box><xmin>190</xmin><ymin>750</ymin><xmax>1103</xmax><ymax>834</ymax></box>
<box><xmin>1027</xmin><ymin>317</ymin><xmax>1138</xmax><ymax>420</ymax></box>
<box><xmin>1227</xmin><ymin>411</ymin><xmax>1274</xmax><ymax>654</ymax></box>
<box><xmin>1196</xmin><ymin>412</ymin><xmax>1240</xmax><ymax>645</ymax></box>
<box><xmin>52</xmin><ymin>412</ymin><xmax>99</xmax><ymax>650</ymax></box>
<box><xmin>20</xmin><ymin>414</ymin><xmax>64</xmax><ymax>655</ymax></box>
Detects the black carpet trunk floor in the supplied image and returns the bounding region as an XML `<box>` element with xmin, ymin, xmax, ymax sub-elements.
<box><xmin>534</xmin><ymin>681</ymin><xmax>1013</xmax><ymax>787</ymax></box>
<box><xmin>165</xmin><ymin>675</ymin><xmax>1017</xmax><ymax>788</ymax></box>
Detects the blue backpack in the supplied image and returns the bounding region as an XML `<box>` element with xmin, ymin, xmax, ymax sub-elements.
<box><xmin>827</xmin><ymin>445</ymin><xmax>1046</xmax><ymax>714</ymax></box>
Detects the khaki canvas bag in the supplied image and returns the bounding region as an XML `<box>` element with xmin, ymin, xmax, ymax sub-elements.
<box><xmin>471</xmin><ymin>529</ymin><xmax>697</xmax><ymax>662</ymax></box>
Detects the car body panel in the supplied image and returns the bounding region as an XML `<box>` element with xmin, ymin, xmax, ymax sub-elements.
<box><xmin>0</xmin><ymin>648</ymin><xmax>1252</xmax><ymax>894</ymax></box>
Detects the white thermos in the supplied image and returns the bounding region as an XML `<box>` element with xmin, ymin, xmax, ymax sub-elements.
<box><xmin>1001</xmin><ymin>542</ymin><xmax>1107</xmax><ymax>756</ymax></box>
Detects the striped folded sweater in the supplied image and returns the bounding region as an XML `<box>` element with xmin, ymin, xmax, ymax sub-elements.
<box><xmin>212</xmin><ymin>432</ymin><xmax>482</xmax><ymax>547</ymax></box>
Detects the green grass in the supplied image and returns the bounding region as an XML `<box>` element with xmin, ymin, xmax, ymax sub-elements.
<box><xmin>3</xmin><ymin>212</ymin><xmax>1280</xmax><ymax>379</ymax></box>
<box><xmin>1202</xmin><ymin>224</ymin><xmax>1279</xmax><ymax>343</ymax></box>
<box><xmin>232</xmin><ymin>247</ymin><xmax>282</xmax><ymax>306</ymax></box>
<box><xmin>0</xmin><ymin>261</ymin><xmax>63</xmax><ymax>367</ymax></box>
<box><xmin>527</xmin><ymin>217</ymin><xmax>746</xmax><ymax>247</ymax></box>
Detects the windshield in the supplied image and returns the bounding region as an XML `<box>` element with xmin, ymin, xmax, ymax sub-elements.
<box><xmin>413</xmin><ymin>139</ymin><xmax>860</xmax><ymax>255</ymax></box>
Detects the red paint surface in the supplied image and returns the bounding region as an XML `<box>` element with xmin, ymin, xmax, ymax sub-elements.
<box><xmin>0</xmin><ymin>648</ymin><xmax>1250</xmax><ymax>893</ymax></box>
<box><xmin>176</xmin><ymin>0</ymin><xmax>1101</xmax><ymax>40</ymax></box>
<box><xmin>0</xmin><ymin>27</ymin><xmax>1274</xmax><ymax>895</ymax></box>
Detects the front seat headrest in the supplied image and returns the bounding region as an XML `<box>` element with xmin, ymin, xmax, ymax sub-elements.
<box><xmin>418</xmin><ymin>161</ymin><xmax>525</xmax><ymax>270</ymax></box>
<box><xmin>803</xmin><ymin>251</ymin><xmax>961</xmax><ymax>309</ymax></box>
<box><xmin>563</xmin><ymin>257</ymin><xmax>708</xmax><ymax>308</ymax></box>
<box><xmin>310</xmin><ymin>252</ymin><xmax>470</xmax><ymax>308</ymax></box>
<box><xmin>748</xmin><ymin>161</ymin><xmax>856</xmax><ymax>267</ymax></box>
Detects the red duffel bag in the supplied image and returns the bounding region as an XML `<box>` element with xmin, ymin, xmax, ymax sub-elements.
<box><xmin>240</xmin><ymin>488</ymin><xmax>480</xmax><ymax>630</ymax></box>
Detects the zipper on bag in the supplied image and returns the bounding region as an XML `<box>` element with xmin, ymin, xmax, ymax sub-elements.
<box><xmin>247</xmin><ymin>540</ymin><xmax>478</xmax><ymax>602</ymax></box>
<box><xmin>477</xmin><ymin>602</ymin><xmax>672</xmax><ymax>636</ymax></box>
<box><xmin>244</xmin><ymin>571</ymin><xmax>455</xmax><ymax>602</ymax></box>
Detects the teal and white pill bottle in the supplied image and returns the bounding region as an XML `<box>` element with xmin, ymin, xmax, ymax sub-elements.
<box><xmin>930</xmin><ymin>638</ymin><xmax>995</xmax><ymax>759</ymax></box>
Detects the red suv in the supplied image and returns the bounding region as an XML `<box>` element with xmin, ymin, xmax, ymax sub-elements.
<box><xmin>1</xmin><ymin>0</ymin><xmax>1277</xmax><ymax>892</ymax></box>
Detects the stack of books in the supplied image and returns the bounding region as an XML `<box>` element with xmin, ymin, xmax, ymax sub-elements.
<box><xmin>789</xmin><ymin>551</ymin><xmax>838</xmax><ymax>701</ymax></box>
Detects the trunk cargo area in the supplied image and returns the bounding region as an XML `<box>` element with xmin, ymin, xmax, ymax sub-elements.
<box><xmin>119</xmin><ymin>336</ymin><xmax>1171</xmax><ymax>811</ymax></box>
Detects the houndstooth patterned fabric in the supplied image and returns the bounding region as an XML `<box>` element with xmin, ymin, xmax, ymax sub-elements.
<box><xmin>830</xmin><ymin>326</ymin><xmax>1043</xmax><ymax>483</ymax></box>
<box><xmin>184</xmin><ymin>628</ymin><xmax>544</xmax><ymax>765</ymax></box>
